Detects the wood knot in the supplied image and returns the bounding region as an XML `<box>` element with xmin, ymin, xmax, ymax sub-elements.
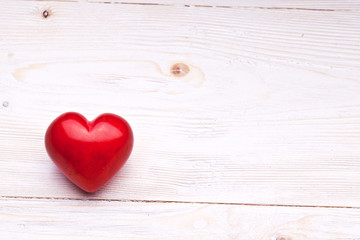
<box><xmin>43</xmin><ymin>10</ymin><xmax>49</xmax><ymax>18</ymax></box>
<box><xmin>170</xmin><ymin>63</ymin><xmax>190</xmax><ymax>77</ymax></box>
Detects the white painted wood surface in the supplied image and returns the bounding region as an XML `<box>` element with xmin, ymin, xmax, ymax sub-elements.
<box><xmin>2</xmin><ymin>197</ymin><xmax>360</xmax><ymax>240</ymax></box>
<box><xmin>1</xmin><ymin>0</ymin><xmax>360</xmax><ymax>238</ymax></box>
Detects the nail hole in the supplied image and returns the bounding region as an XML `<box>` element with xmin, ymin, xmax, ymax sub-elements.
<box><xmin>277</xmin><ymin>236</ymin><xmax>292</xmax><ymax>240</ymax></box>
<box><xmin>170</xmin><ymin>63</ymin><xmax>190</xmax><ymax>77</ymax></box>
<box><xmin>2</xmin><ymin>101</ymin><xmax>9</xmax><ymax>108</ymax></box>
<box><xmin>43</xmin><ymin>10</ymin><xmax>49</xmax><ymax>18</ymax></box>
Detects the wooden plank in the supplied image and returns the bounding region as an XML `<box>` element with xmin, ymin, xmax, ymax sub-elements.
<box><xmin>1</xmin><ymin>0</ymin><xmax>360</xmax><ymax>207</ymax></box>
<box><xmin>1</xmin><ymin>197</ymin><xmax>360</xmax><ymax>240</ymax></box>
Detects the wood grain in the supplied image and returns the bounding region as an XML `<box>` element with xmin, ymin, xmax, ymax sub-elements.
<box><xmin>1</xmin><ymin>0</ymin><xmax>360</xmax><ymax>209</ymax></box>
<box><xmin>1</xmin><ymin>197</ymin><xmax>360</xmax><ymax>240</ymax></box>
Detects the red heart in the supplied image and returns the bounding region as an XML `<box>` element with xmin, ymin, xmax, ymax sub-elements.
<box><xmin>45</xmin><ymin>112</ymin><xmax>134</xmax><ymax>192</ymax></box>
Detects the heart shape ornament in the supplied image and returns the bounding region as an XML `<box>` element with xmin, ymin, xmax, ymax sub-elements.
<box><xmin>45</xmin><ymin>112</ymin><xmax>134</xmax><ymax>192</ymax></box>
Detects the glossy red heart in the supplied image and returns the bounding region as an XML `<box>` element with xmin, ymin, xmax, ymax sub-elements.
<box><xmin>45</xmin><ymin>112</ymin><xmax>134</xmax><ymax>192</ymax></box>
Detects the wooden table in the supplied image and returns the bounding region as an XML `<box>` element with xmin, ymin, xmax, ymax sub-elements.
<box><xmin>1</xmin><ymin>0</ymin><xmax>360</xmax><ymax>239</ymax></box>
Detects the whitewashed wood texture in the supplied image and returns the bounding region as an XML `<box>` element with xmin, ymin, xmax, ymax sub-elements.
<box><xmin>2</xmin><ymin>197</ymin><xmax>360</xmax><ymax>240</ymax></box>
<box><xmin>1</xmin><ymin>0</ymin><xmax>360</xmax><ymax>238</ymax></box>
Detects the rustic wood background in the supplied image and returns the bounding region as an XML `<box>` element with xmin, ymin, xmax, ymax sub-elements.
<box><xmin>1</xmin><ymin>0</ymin><xmax>360</xmax><ymax>239</ymax></box>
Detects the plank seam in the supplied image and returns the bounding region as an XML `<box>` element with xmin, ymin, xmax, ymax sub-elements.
<box><xmin>84</xmin><ymin>1</ymin><xmax>354</xmax><ymax>11</ymax></box>
<box><xmin>2</xmin><ymin>195</ymin><xmax>359</xmax><ymax>209</ymax></box>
